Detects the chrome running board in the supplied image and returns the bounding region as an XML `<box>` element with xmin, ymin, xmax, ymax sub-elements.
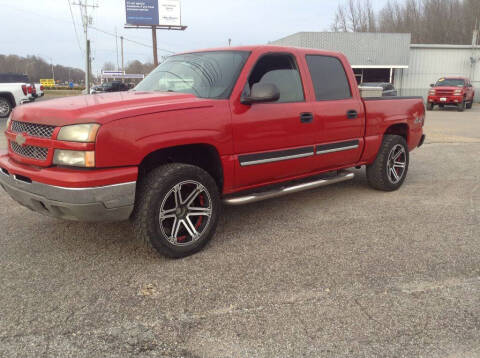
<box><xmin>223</xmin><ymin>170</ymin><xmax>354</xmax><ymax>206</ymax></box>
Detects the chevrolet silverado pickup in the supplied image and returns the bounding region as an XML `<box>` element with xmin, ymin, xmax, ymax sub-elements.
<box><xmin>0</xmin><ymin>46</ymin><xmax>426</xmax><ymax>258</ymax></box>
<box><xmin>427</xmin><ymin>76</ymin><xmax>475</xmax><ymax>111</ymax></box>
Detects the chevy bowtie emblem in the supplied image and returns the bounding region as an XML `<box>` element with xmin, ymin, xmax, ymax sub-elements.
<box><xmin>15</xmin><ymin>133</ymin><xmax>27</xmax><ymax>146</ymax></box>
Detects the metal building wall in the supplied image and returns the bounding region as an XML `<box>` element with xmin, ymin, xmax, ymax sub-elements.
<box><xmin>271</xmin><ymin>32</ymin><xmax>410</xmax><ymax>67</ymax></box>
<box><xmin>395</xmin><ymin>45</ymin><xmax>480</xmax><ymax>102</ymax></box>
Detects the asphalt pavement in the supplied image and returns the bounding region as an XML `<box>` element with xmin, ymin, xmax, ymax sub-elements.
<box><xmin>0</xmin><ymin>105</ymin><xmax>479</xmax><ymax>357</ymax></box>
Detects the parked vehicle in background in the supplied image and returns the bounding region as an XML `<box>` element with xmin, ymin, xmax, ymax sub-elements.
<box><xmin>0</xmin><ymin>73</ymin><xmax>33</xmax><ymax>118</ymax></box>
<box><xmin>91</xmin><ymin>81</ymin><xmax>129</xmax><ymax>94</ymax></box>
<box><xmin>427</xmin><ymin>77</ymin><xmax>475</xmax><ymax>111</ymax></box>
<box><xmin>34</xmin><ymin>84</ymin><xmax>44</xmax><ymax>98</ymax></box>
<box><xmin>360</xmin><ymin>82</ymin><xmax>398</xmax><ymax>96</ymax></box>
<box><xmin>0</xmin><ymin>45</ymin><xmax>425</xmax><ymax>258</ymax></box>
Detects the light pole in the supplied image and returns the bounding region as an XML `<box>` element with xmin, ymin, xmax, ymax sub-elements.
<box><xmin>49</xmin><ymin>57</ymin><xmax>55</xmax><ymax>82</ymax></box>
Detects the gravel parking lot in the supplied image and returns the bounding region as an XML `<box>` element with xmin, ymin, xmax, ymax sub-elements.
<box><xmin>0</xmin><ymin>105</ymin><xmax>479</xmax><ymax>357</ymax></box>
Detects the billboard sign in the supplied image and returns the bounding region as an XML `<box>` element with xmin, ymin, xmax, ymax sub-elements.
<box><xmin>40</xmin><ymin>79</ymin><xmax>55</xmax><ymax>87</ymax></box>
<box><xmin>158</xmin><ymin>0</ymin><xmax>181</xmax><ymax>26</ymax></box>
<box><xmin>125</xmin><ymin>0</ymin><xmax>181</xmax><ymax>26</ymax></box>
<box><xmin>125</xmin><ymin>0</ymin><xmax>159</xmax><ymax>26</ymax></box>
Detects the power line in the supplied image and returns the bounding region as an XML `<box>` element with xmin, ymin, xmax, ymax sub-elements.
<box><xmin>89</xmin><ymin>26</ymin><xmax>175</xmax><ymax>54</ymax></box>
<box><xmin>66</xmin><ymin>0</ymin><xmax>84</xmax><ymax>54</ymax></box>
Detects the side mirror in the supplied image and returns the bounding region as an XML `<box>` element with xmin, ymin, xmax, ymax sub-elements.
<box><xmin>430</xmin><ymin>83</ymin><xmax>434</xmax><ymax>87</ymax></box>
<box><xmin>241</xmin><ymin>83</ymin><xmax>280</xmax><ymax>105</ymax></box>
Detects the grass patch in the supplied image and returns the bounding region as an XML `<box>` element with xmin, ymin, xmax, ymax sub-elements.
<box><xmin>44</xmin><ymin>90</ymin><xmax>83</xmax><ymax>97</ymax></box>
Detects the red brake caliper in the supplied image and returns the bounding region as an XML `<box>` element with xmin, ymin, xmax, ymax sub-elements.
<box><xmin>195</xmin><ymin>194</ymin><xmax>204</xmax><ymax>229</ymax></box>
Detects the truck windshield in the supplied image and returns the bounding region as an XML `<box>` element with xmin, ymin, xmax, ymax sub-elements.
<box><xmin>435</xmin><ymin>78</ymin><xmax>465</xmax><ymax>87</ymax></box>
<box><xmin>135</xmin><ymin>51</ymin><xmax>250</xmax><ymax>99</ymax></box>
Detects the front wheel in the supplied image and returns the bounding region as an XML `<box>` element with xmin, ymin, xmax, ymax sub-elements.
<box><xmin>426</xmin><ymin>102</ymin><xmax>434</xmax><ymax>111</ymax></box>
<box><xmin>466</xmin><ymin>100</ymin><xmax>473</xmax><ymax>109</ymax></box>
<box><xmin>132</xmin><ymin>163</ymin><xmax>220</xmax><ymax>258</ymax></box>
<box><xmin>457</xmin><ymin>100</ymin><xmax>465</xmax><ymax>112</ymax></box>
<box><xmin>366</xmin><ymin>135</ymin><xmax>409</xmax><ymax>191</ymax></box>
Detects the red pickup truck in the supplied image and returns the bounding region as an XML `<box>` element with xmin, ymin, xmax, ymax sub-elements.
<box><xmin>0</xmin><ymin>46</ymin><xmax>425</xmax><ymax>258</ymax></box>
<box><xmin>427</xmin><ymin>76</ymin><xmax>475</xmax><ymax>111</ymax></box>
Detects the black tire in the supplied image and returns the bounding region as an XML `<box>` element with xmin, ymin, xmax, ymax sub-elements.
<box><xmin>0</xmin><ymin>96</ymin><xmax>12</xmax><ymax>118</ymax></box>
<box><xmin>132</xmin><ymin>163</ymin><xmax>220</xmax><ymax>258</ymax></box>
<box><xmin>457</xmin><ymin>99</ymin><xmax>465</xmax><ymax>112</ymax></box>
<box><xmin>426</xmin><ymin>102</ymin><xmax>434</xmax><ymax>111</ymax></box>
<box><xmin>366</xmin><ymin>135</ymin><xmax>409</xmax><ymax>191</ymax></box>
<box><xmin>438</xmin><ymin>104</ymin><xmax>444</xmax><ymax>109</ymax></box>
<box><xmin>466</xmin><ymin>100</ymin><xmax>473</xmax><ymax>109</ymax></box>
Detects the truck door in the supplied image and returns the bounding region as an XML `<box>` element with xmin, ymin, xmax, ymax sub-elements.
<box><xmin>231</xmin><ymin>52</ymin><xmax>315</xmax><ymax>188</ymax></box>
<box><xmin>304</xmin><ymin>54</ymin><xmax>366</xmax><ymax>171</ymax></box>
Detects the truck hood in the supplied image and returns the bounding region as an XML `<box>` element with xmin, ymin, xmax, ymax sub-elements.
<box><xmin>11</xmin><ymin>91</ymin><xmax>214</xmax><ymax>126</ymax></box>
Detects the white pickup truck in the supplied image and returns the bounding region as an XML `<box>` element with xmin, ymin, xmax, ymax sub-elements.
<box><xmin>0</xmin><ymin>73</ymin><xmax>34</xmax><ymax>118</ymax></box>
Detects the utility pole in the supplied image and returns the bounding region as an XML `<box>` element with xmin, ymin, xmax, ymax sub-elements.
<box><xmin>49</xmin><ymin>57</ymin><xmax>55</xmax><ymax>82</ymax></box>
<box><xmin>87</xmin><ymin>40</ymin><xmax>91</xmax><ymax>87</ymax></box>
<box><xmin>73</xmin><ymin>0</ymin><xmax>98</xmax><ymax>92</ymax></box>
<box><xmin>152</xmin><ymin>26</ymin><xmax>158</xmax><ymax>67</ymax></box>
<box><xmin>121</xmin><ymin>36</ymin><xmax>125</xmax><ymax>83</ymax></box>
<box><xmin>115</xmin><ymin>27</ymin><xmax>119</xmax><ymax>71</ymax></box>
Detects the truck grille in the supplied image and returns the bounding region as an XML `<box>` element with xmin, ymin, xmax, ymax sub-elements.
<box><xmin>435</xmin><ymin>89</ymin><xmax>454</xmax><ymax>96</ymax></box>
<box><xmin>11</xmin><ymin>121</ymin><xmax>55</xmax><ymax>138</ymax></box>
<box><xmin>10</xmin><ymin>142</ymin><xmax>48</xmax><ymax>161</ymax></box>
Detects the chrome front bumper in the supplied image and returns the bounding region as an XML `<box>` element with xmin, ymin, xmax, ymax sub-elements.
<box><xmin>0</xmin><ymin>171</ymin><xmax>136</xmax><ymax>222</ymax></box>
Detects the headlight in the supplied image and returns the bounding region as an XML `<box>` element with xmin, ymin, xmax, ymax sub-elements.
<box><xmin>57</xmin><ymin>123</ymin><xmax>100</xmax><ymax>142</ymax></box>
<box><xmin>53</xmin><ymin>150</ymin><xmax>95</xmax><ymax>167</ymax></box>
<box><xmin>454</xmin><ymin>89</ymin><xmax>463</xmax><ymax>95</ymax></box>
<box><xmin>428</xmin><ymin>90</ymin><xmax>435</xmax><ymax>95</ymax></box>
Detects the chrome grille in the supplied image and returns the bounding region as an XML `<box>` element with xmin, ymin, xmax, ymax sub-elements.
<box><xmin>10</xmin><ymin>142</ymin><xmax>48</xmax><ymax>160</ymax></box>
<box><xmin>435</xmin><ymin>89</ymin><xmax>454</xmax><ymax>95</ymax></box>
<box><xmin>11</xmin><ymin>121</ymin><xmax>55</xmax><ymax>138</ymax></box>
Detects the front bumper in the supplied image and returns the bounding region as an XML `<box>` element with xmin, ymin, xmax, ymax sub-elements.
<box><xmin>0</xmin><ymin>154</ymin><xmax>137</xmax><ymax>222</ymax></box>
<box><xmin>0</xmin><ymin>171</ymin><xmax>135</xmax><ymax>221</ymax></box>
<box><xmin>428</xmin><ymin>95</ymin><xmax>463</xmax><ymax>105</ymax></box>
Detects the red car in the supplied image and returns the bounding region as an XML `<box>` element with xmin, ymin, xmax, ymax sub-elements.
<box><xmin>427</xmin><ymin>76</ymin><xmax>475</xmax><ymax>111</ymax></box>
<box><xmin>0</xmin><ymin>45</ymin><xmax>425</xmax><ymax>258</ymax></box>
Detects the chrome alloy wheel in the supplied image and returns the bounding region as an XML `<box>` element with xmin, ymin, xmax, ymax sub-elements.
<box><xmin>0</xmin><ymin>98</ymin><xmax>10</xmax><ymax>117</ymax></box>
<box><xmin>159</xmin><ymin>180</ymin><xmax>213</xmax><ymax>246</ymax></box>
<box><xmin>386</xmin><ymin>144</ymin><xmax>407</xmax><ymax>184</ymax></box>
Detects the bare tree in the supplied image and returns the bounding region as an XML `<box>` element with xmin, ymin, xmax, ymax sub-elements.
<box><xmin>332</xmin><ymin>0</ymin><xmax>480</xmax><ymax>44</ymax></box>
<box><xmin>101</xmin><ymin>62</ymin><xmax>116</xmax><ymax>71</ymax></box>
<box><xmin>331</xmin><ymin>0</ymin><xmax>377</xmax><ymax>32</ymax></box>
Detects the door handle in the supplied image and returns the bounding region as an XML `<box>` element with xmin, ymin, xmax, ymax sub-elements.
<box><xmin>347</xmin><ymin>110</ymin><xmax>358</xmax><ymax>119</ymax></box>
<box><xmin>300</xmin><ymin>112</ymin><xmax>314</xmax><ymax>123</ymax></box>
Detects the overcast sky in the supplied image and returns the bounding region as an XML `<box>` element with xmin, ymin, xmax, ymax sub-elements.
<box><xmin>0</xmin><ymin>0</ymin><xmax>390</xmax><ymax>74</ymax></box>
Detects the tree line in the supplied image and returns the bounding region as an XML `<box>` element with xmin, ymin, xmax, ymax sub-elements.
<box><xmin>332</xmin><ymin>0</ymin><xmax>480</xmax><ymax>45</ymax></box>
<box><xmin>0</xmin><ymin>54</ymin><xmax>85</xmax><ymax>83</ymax></box>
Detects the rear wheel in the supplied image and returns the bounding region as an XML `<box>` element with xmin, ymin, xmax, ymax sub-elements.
<box><xmin>366</xmin><ymin>135</ymin><xmax>409</xmax><ymax>191</ymax></box>
<box><xmin>0</xmin><ymin>97</ymin><xmax>12</xmax><ymax>118</ymax></box>
<box><xmin>132</xmin><ymin>163</ymin><xmax>220</xmax><ymax>258</ymax></box>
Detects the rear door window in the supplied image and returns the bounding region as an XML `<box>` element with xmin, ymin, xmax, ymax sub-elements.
<box><xmin>306</xmin><ymin>55</ymin><xmax>352</xmax><ymax>101</ymax></box>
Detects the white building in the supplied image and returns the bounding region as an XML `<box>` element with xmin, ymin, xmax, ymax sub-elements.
<box><xmin>271</xmin><ymin>32</ymin><xmax>480</xmax><ymax>102</ymax></box>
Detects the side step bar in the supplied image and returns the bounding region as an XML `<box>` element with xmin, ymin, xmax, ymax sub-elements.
<box><xmin>223</xmin><ymin>170</ymin><xmax>355</xmax><ymax>206</ymax></box>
